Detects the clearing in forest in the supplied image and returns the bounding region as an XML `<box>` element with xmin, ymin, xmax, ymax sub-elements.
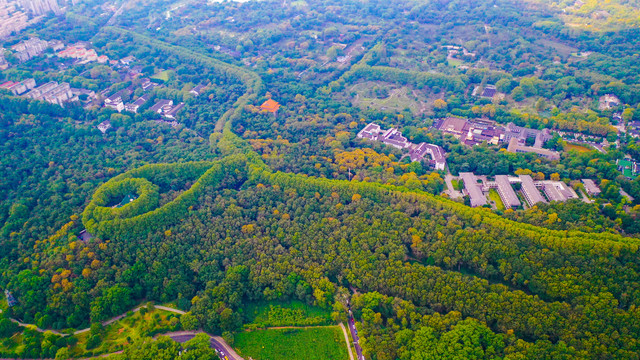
<box><xmin>234</xmin><ymin>326</ymin><xmax>349</xmax><ymax>360</ymax></box>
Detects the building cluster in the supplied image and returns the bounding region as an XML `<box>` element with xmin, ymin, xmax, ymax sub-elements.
<box><xmin>18</xmin><ymin>0</ymin><xmax>61</xmax><ymax>15</ymax></box>
<box><xmin>9</xmin><ymin>37</ymin><xmax>57</xmax><ymax>62</ymax></box>
<box><xmin>457</xmin><ymin>172</ymin><xmax>596</xmax><ymax>209</ymax></box>
<box><xmin>357</xmin><ymin>122</ymin><xmax>447</xmax><ymax>170</ymax></box>
<box><xmin>0</xmin><ymin>0</ymin><xmax>28</xmax><ymax>39</ymax></box>
<box><xmin>433</xmin><ymin>117</ymin><xmax>560</xmax><ymax>160</ymax></box>
<box><xmin>599</xmin><ymin>94</ymin><xmax>621</xmax><ymax>110</ymax></box>
<box><xmin>1</xmin><ymin>78</ymin><xmax>76</xmax><ymax>105</ymax></box>
<box><xmin>57</xmin><ymin>44</ymin><xmax>108</xmax><ymax>64</ymax></box>
<box><xmin>472</xmin><ymin>84</ymin><xmax>498</xmax><ymax>98</ymax></box>
<box><xmin>149</xmin><ymin>99</ymin><xmax>185</xmax><ymax>119</ymax></box>
<box><xmin>22</xmin><ymin>81</ymin><xmax>72</xmax><ymax>105</ymax></box>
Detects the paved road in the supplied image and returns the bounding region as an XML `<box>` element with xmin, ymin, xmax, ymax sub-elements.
<box><xmin>346</xmin><ymin>305</ymin><xmax>366</xmax><ymax>360</ymax></box>
<box><xmin>167</xmin><ymin>332</ymin><xmax>244</xmax><ymax>360</ymax></box>
<box><xmin>444</xmin><ymin>173</ymin><xmax>463</xmax><ymax>199</ymax></box>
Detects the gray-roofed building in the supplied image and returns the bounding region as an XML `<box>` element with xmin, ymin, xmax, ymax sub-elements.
<box><xmin>357</xmin><ymin>122</ymin><xmax>382</xmax><ymax>141</ymax></box>
<box><xmin>165</xmin><ymin>102</ymin><xmax>185</xmax><ymax>119</ymax></box>
<box><xmin>149</xmin><ymin>99</ymin><xmax>174</xmax><ymax>114</ymax></box>
<box><xmin>507</xmin><ymin>138</ymin><xmax>560</xmax><ymax>160</ymax></box>
<box><xmin>460</xmin><ymin>172</ymin><xmax>487</xmax><ymax>207</ymax></box>
<box><xmin>519</xmin><ymin>175</ymin><xmax>546</xmax><ymax>207</ymax></box>
<box><xmin>190</xmin><ymin>84</ymin><xmax>207</xmax><ymax>96</ymax></box>
<box><xmin>125</xmin><ymin>94</ymin><xmax>150</xmax><ymax>113</ymax></box>
<box><xmin>543</xmin><ymin>182</ymin><xmax>565</xmax><ymax>202</ymax></box>
<box><xmin>494</xmin><ymin>175</ymin><xmax>520</xmax><ymax>209</ymax></box>
<box><xmin>542</xmin><ymin>181</ymin><xmax>578</xmax><ymax>202</ymax></box>
<box><xmin>380</xmin><ymin>128</ymin><xmax>410</xmax><ymax>149</ymax></box>
<box><xmin>582</xmin><ymin>179</ymin><xmax>601</xmax><ymax>196</ymax></box>
<box><xmin>98</xmin><ymin>120</ymin><xmax>111</xmax><ymax>133</ymax></box>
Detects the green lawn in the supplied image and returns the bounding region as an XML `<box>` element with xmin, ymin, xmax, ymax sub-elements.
<box><xmin>151</xmin><ymin>70</ymin><xmax>173</xmax><ymax>82</ymax></box>
<box><xmin>243</xmin><ymin>300</ymin><xmax>332</xmax><ymax>327</ymax></box>
<box><xmin>234</xmin><ymin>327</ymin><xmax>349</xmax><ymax>360</ymax></box>
<box><xmin>488</xmin><ymin>189</ymin><xmax>505</xmax><ymax>211</ymax></box>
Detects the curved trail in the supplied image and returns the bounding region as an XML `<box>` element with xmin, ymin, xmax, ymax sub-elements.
<box><xmin>1</xmin><ymin>304</ymin><xmax>185</xmax><ymax>336</ymax></box>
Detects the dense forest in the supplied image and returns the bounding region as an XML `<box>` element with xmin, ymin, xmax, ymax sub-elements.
<box><xmin>2</xmin><ymin>0</ymin><xmax>640</xmax><ymax>358</ymax></box>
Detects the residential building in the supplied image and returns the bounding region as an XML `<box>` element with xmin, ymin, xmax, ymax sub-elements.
<box><xmin>519</xmin><ymin>175</ymin><xmax>546</xmax><ymax>207</ymax></box>
<box><xmin>124</xmin><ymin>94</ymin><xmax>149</xmax><ymax>113</ymax></box>
<box><xmin>190</xmin><ymin>84</ymin><xmax>207</xmax><ymax>96</ymax></box>
<box><xmin>97</xmin><ymin>120</ymin><xmax>111</xmax><ymax>133</ymax></box>
<box><xmin>18</xmin><ymin>0</ymin><xmax>61</xmax><ymax>15</ymax></box>
<box><xmin>149</xmin><ymin>99</ymin><xmax>173</xmax><ymax>114</ymax></box>
<box><xmin>582</xmin><ymin>179</ymin><xmax>601</xmax><ymax>196</ymax></box>
<box><xmin>493</xmin><ymin>175</ymin><xmax>521</xmax><ymax>209</ymax></box>
<box><xmin>165</xmin><ymin>102</ymin><xmax>185</xmax><ymax>119</ymax></box>
<box><xmin>23</xmin><ymin>81</ymin><xmax>72</xmax><ymax>105</ymax></box>
<box><xmin>460</xmin><ymin>172</ymin><xmax>488</xmax><ymax>207</ymax></box>
<box><xmin>2</xmin><ymin>78</ymin><xmax>35</xmax><ymax>95</ymax></box>
<box><xmin>11</xmin><ymin>37</ymin><xmax>49</xmax><ymax>62</ymax></box>
<box><xmin>104</xmin><ymin>89</ymin><xmax>130</xmax><ymax>112</ymax></box>
<box><xmin>0</xmin><ymin>0</ymin><xmax>28</xmax><ymax>39</ymax></box>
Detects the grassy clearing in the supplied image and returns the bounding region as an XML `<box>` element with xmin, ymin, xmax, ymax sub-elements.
<box><xmin>151</xmin><ymin>70</ymin><xmax>173</xmax><ymax>82</ymax></box>
<box><xmin>243</xmin><ymin>300</ymin><xmax>332</xmax><ymax>328</ymax></box>
<box><xmin>234</xmin><ymin>326</ymin><xmax>349</xmax><ymax>360</ymax></box>
<box><xmin>564</xmin><ymin>143</ymin><xmax>593</xmax><ymax>153</ymax></box>
<box><xmin>72</xmin><ymin>307</ymin><xmax>180</xmax><ymax>357</ymax></box>
<box><xmin>452</xmin><ymin>179</ymin><xmax>464</xmax><ymax>191</ymax></box>
<box><xmin>447</xmin><ymin>58</ymin><xmax>464</xmax><ymax>67</ymax></box>
<box><xmin>488</xmin><ymin>189</ymin><xmax>505</xmax><ymax>211</ymax></box>
<box><xmin>349</xmin><ymin>81</ymin><xmax>425</xmax><ymax>114</ymax></box>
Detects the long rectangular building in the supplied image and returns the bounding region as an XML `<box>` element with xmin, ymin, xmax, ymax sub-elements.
<box><xmin>519</xmin><ymin>175</ymin><xmax>546</xmax><ymax>207</ymax></box>
<box><xmin>495</xmin><ymin>175</ymin><xmax>520</xmax><ymax>209</ymax></box>
<box><xmin>460</xmin><ymin>172</ymin><xmax>487</xmax><ymax>207</ymax></box>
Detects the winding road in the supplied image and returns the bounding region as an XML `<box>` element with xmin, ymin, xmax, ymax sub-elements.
<box><xmin>164</xmin><ymin>332</ymin><xmax>244</xmax><ymax>360</ymax></box>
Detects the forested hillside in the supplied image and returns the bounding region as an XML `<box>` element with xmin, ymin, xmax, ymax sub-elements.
<box><xmin>2</xmin><ymin>0</ymin><xmax>640</xmax><ymax>358</ymax></box>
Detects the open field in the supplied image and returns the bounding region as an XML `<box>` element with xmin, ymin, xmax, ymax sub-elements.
<box><xmin>234</xmin><ymin>326</ymin><xmax>349</xmax><ymax>360</ymax></box>
<box><xmin>244</xmin><ymin>300</ymin><xmax>332</xmax><ymax>327</ymax></box>
<box><xmin>565</xmin><ymin>143</ymin><xmax>594</xmax><ymax>153</ymax></box>
<box><xmin>151</xmin><ymin>70</ymin><xmax>173</xmax><ymax>81</ymax></box>
<box><xmin>347</xmin><ymin>81</ymin><xmax>430</xmax><ymax>115</ymax></box>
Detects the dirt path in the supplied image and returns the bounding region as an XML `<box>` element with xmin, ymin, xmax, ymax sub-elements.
<box><xmin>340</xmin><ymin>322</ymin><xmax>356</xmax><ymax>360</ymax></box>
<box><xmin>2</xmin><ymin>303</ymin><xmax>186</xmax><ymax>336</ymax></box>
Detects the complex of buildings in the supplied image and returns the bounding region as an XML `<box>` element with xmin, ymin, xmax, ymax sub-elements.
<box><xmin>18</xmin><ymin>0</ymin><xmax>61</xmax><ymax>15</ymax></box>
<box><xmin>0</xmin><ymin>77</ymin><xmax>35</xmax><ymax>95</ymax></box>
<box><xmin>433</xmin><ymin>117</ymin><xmax>560</xmax><ymax>159</ymax></box>
<box><xmin>358</xmin><ymin>122</ymin><xmax>447</xmax><ymax>170</ymax></box>
<box><xmin>148</xmin><ymin>99</ymin><xmax>185</xmax><ymax>119</ymax></box>
<box><xmin>455</xmin><ymin>172</ymin><xmax>591</xmax><ymax>209</ymax></box>
<box><xmin>22</xmin><ymin>81</ymin><xmax>72</xmax><ymax>105</ymax></box>
<box><xmin>57</xmin><ymin>43</ymin><xmax>109</xmax><ymax>64</ymax></box>
<box><xmin>0</xmin><ymin>0</ymin><xmax>28</xmax><ymax>39</ymax></box>
<box><xmin>599</xmin><ymin>94</ymin><xmax>621</xmax><ymax>110</ymax></box>
<box><xmin>10</xmin><ymin>37</ymin><xmax>50</xmax><ymax>62</ymax></box>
